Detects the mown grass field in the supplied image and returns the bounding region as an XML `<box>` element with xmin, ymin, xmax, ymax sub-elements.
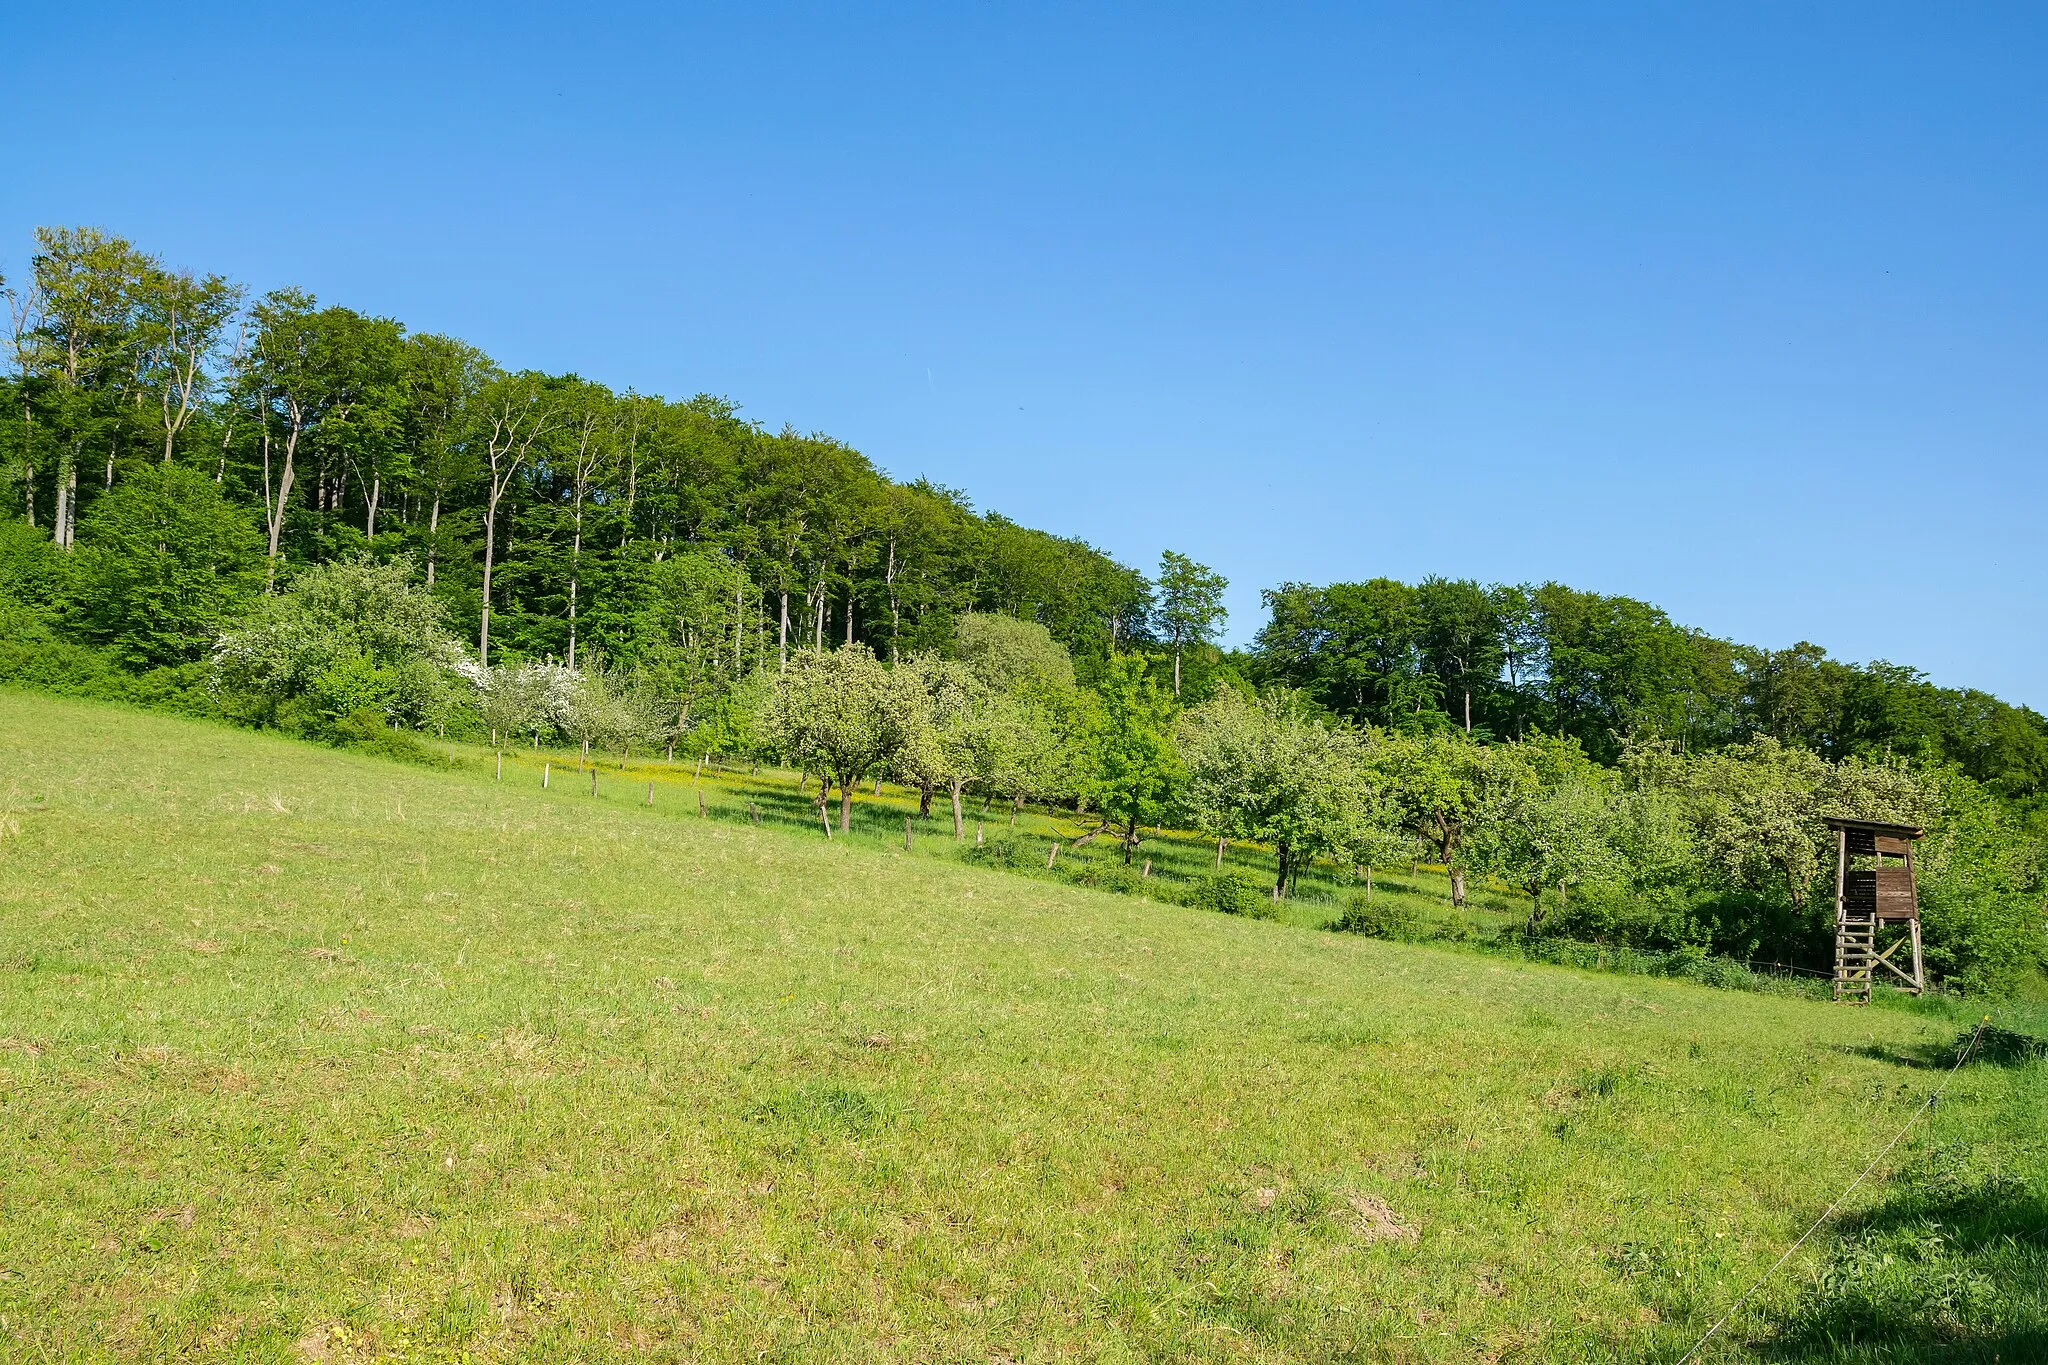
<box><xmin>1</xmin><ymin>692</ymin><xmax>2043</xmax><ymax>1363</ymax></box>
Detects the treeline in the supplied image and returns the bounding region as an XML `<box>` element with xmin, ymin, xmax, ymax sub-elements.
<box><xmin>1251</xmin><ymin>579</ymin><xmax>2048</xmax><ymax>800</ymax></box>
<box><xmin>0</xmin><ymin>227</ymin><xmax>1150</xmax><ymax>683</ymax></box>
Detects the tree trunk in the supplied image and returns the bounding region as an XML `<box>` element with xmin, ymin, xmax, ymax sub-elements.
<box><xmin>566</xmin><ymin>485</ymin><xmax>585</xmax><ymax>669</ymax></box>
<box><xmin>1450</xmin><ymin>867</ymin><xmax>1467</xmax><ymax>908</ymax></box>
<box><xmin>366</xmin><ymin>473</ymin><xmax>380</xmax><ymax>539</ymax></box>
<box><xmin>885</xmin><ymin>537</ymin><xmax>900</xmax><ymax>661</ymax></box>
<box><xmin>838</xmin><ymin>777</ymin><xmax>853</xmax><ymax>833</ymax></box>
<box><xmin>53</xmin><ymin>447</ymin><xmax>72</xmax><ymax>550</ymax></box>
<box><xmin>918</xmin><ymin>781</ymin><xmax>933</xmax><ymax>818</ymax></box>
<box><xmin>1010</xmin><ymin>794</ymin><xmax>1021</xmax><ymax>828</ymax></box>
<box><xmin>1173</xmin><ymin>643</ymin><xmax>1182</xmax><ymax>698</ymax></box>
<box><xmin>425</xmin><ymin>495</ymin><xmax>440</xmax><ymax>585</ymax></box>
<box><xmin>479</xmin><ymin>489</ymin><xmax>500</xmax><ymax>664</ymax></box>
<box><xmin>1215</xmin><ymin>837</ymin><xmax>1227</xmax><ymax>870</ymax></box>
<box><xmin>950</xmin><ymin>779</ymin><xmax>964</xmax><ymax>839</ymax></box>
<box><xmin>1275</xmin><ymin>842</ymin><xmax>1291</xmax><ymax>897</ymax></box>
<box><xmin>778</xmin><ymin>591</ymin><xmax>789</xmax><ymax>669</ymax></box>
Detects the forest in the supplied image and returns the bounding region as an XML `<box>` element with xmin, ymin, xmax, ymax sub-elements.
<box><xmin>3</xmin><ymin>224</ymin><xmax>2045</xmax><ymax>996</ymax></box>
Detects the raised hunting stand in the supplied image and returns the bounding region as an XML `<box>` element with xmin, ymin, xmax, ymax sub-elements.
<box><xmin>1827</xmin><ymin>816</ymin><xmax>1925</xmax><ymax>1002</ymax></box>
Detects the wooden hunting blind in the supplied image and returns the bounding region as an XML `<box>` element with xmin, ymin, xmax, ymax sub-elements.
<box><xmin>1826</xmin><ymin>816</ymin><xmax>1924</xmax><ymax>1002</ymax></box>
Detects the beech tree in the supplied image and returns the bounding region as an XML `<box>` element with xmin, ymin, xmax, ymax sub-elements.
<box><xmin>470</xmin><ymin>371</ymin><xmax>564</xmax><ymax>664</ymax></box>
<box><xmin>1153</xmin><ymin>550</ymin><xmax>1227</xmax><ymax>697</ymax></box>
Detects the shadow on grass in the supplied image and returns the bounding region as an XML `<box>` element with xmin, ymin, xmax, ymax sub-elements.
<box><xmin>1839</xmin><ymin>1025</ymin><xmax>2048</xmax><ymax>1074</ymax></box>
<box><xmin>1757</xmin><ymin>1162</ymin><xmax>2048</xmax><ymax>1362</ymax></box>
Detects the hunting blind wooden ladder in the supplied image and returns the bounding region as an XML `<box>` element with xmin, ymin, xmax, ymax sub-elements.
<box><xmin>1827</xmin><ymin>816</ymin><xmax>1924</xmax><ymax>1002</ymax></box>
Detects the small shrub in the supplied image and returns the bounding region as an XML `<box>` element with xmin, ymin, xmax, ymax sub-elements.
<box><xmin>1064</xmin><ymin>862</ymin><xmax>1146</xmax><ymax>896</ymax></box>
<box><xmin>1333</xmin><ymin>894</ymin><xmax>1424</xmax><ymax>940</ymax></box>
<box><xmin>960</xmin><ymin>836</ymin><xmax>1029</xmax><ymax>870</ymax></box>
<box><xmin>1182</xmin><ymin>868</ymin><xmax>1274</xmax><ymax>919</ymax></box>
<box><xmin>327</xmin><ymin>708</ymin><xmax>448</xmax><ymax>767</ymax></box>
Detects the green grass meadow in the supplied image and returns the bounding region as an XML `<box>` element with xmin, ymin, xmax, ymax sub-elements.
<box><xmin>1</xmin><ymin>692</ymin><xmax>2043</xmax><ymax>1362</ymax></box>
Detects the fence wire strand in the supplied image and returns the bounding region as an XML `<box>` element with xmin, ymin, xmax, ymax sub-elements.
<box><xmin>1672</xmin><ymin>1017</ymin><xmax>1990</xmax><ymax>1365</ymax></box>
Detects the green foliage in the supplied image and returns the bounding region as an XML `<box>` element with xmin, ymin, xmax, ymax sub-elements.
<box><xmin>1468</xmin><ymin>736</ymin><xmax>1623</xmax><ymax>927</ymax></box>
<box><xmin>765</xmin><ymin>644</ymin><xmax>919</xmax><ymax>827</ymax></box>
<box><xmin>68</xmin><ymin>463</ymin><xmax>264</xmax><ymax>667</ymax></box>
<box><xmin>0</xmin><ymin>517</ymin><xmax>65</xmax><ymax>608</ymax></box>
<box><xmin>954</xmin><ymin>611</ymin><xmax>1075</xmax><ymax>693</ymax></box>
<box><xmin>1179</xmin><ymin>867</ymin><xmax>1272</xmax><ymax>918</ymax></box>
<box><xmin>1254</xmin><ymin>575</ymin><xmax>2048</xmax><ymax>795</ymax></box>
<box><xmin>1332</xmin><ymin>892</ymin><xmax>1428</xmax><ymax>941</ymax></box>
<box><xmin>1373</xmin><ymin>729</ymin><xmax>1527</xmax><ymax>906</ymax></box>
<box><xmin>1176</xmin><ymin>686</ymin><xmax>1388</xmax><ymax>894</ymax></box>
<box><xmin>1083</xmin><ymin>653</ymin><xmax>1181</xmax><ymax>861</ymax></box>
<box><xmin>1152</xmin><ymin>550</ymin><xmax>1227</xmax><ymax>697</ymax></box>
<box><xmin>213</xmin><ymin>555</ymin><xmax>462</xmax><ymax>734</ymax></box>
<box><xmin>324</xmin><ymin>707</ymin><xmax>451</xmax><ymax>766</ymax></box>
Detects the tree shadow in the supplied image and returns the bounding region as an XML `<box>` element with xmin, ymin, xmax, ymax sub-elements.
<box><xmin>1835</xmin><ymin>1026</ymin><xmax>2047</xmax><ymax>1073</ymax></box>
<box><xmin>1756</xmin><ymin>1165</ymin><xmax>2048</xmax><ymax>1362</ymax></box>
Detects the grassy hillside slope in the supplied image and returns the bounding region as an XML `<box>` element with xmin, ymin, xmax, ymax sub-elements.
<box><xmin>1</xmin><ymin>693</ymin><xmax>2042</xmax><ymax>1363</ymax></box>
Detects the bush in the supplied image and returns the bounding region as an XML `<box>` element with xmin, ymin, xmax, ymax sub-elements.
<box><xmin>1064</xmin><ymin>862</ymin><xmax>1146</xmax><ymax>896</ymax></box>
<box><xmin>960</xmin><ymin>836</ymin><xmax>1034</xmax><ymax>870</ymax></box>
<box><xmin>1181</xmin><ymin>868</ymin><xmax>1274</xmax><ymax>919</ymax></box>
<box><xmin>326</xmin><ymin>708</ymin><xmax>449</xmax><ymax>767</ymax></box>
<box><xmin>1333</xmin><ymin>893</ymin><xmax>1425</xmax><ymax>940</ymax></box>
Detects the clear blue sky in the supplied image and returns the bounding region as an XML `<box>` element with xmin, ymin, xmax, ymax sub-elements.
<box><xmin>6</xmin><ymin>3</ymin><xmax>2043</xmax><ymax>706</ymax></box>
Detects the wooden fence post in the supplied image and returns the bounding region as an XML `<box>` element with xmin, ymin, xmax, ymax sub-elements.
<box><xmin>495</xmin><ymin>751</ymin><xmax>502</xmax><ymax>781</ymax></box>
<box><xmin>749</xmin><ymin>803</ymin><xmax>759</xmax><ymax>825</ymax></box>
<box><xmin>543</xmin><ymin>762</ymin><xmax>550</xmax><ymax>790</ymax></box>
<box><xmin>820</xmin><ymin>803</ymin><xmax>832</xmax><ymax>839</ymax></box>
<box><xmin>590</xmin><ymin>767</ymin><xmax>598</xmax><ymax>796</ymax></box>
<box><xmin>646</xmin><ymin>781</ymin><xmax>655</xmax><ymax>806</ymax></box>
<box><xmin>1047</xmin><ymin>843</ymin><xmax>1059</xmax><ymax>869</ymax></box>
<box><xmin>904</xmin><ymin>818</ymin><xmax>913</xmax><ymax>852</ymax></box>
<box><xmin>1142</xmin><ymin>860</ymin><xmax>1151</xmax><ymax>878</ymax></box>
<box><xmin>698</xmin><ymin>787</ymin><xmax>707</xmax><ymax>817</ymax></box>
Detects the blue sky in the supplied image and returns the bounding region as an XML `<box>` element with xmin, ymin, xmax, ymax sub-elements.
<box><xmin>5</xmin><ymin>3</ymin><xmax>2043</xmax><ymax>705</ymax></box>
